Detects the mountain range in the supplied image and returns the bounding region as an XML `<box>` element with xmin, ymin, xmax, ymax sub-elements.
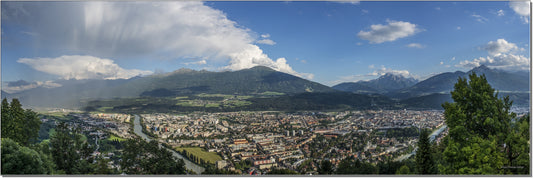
<box><xmin>333</xmin><ymin>73</ymin><xmax>419</xmax><ymax>94</ymax></box>
<box><xmin>2</xmin><ymin>66</ymin><xmax>333</xmax><ymax>108</ymax></box>
<box><xmin>1</xmin><ymin>65</ymin><xmax>529</xmax><ymax>110</ymax></box>
<box><xmin>390</xmin><ymin>65</ymin><xmax>529</xmax><ymax>99</ymax></box>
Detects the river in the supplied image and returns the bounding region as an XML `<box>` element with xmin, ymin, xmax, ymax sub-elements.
<box><xmin>133</xmin><ymin>115</ymin><xmax>205</xmax><ymax>174</ymax></box>
<box><xmin>394</xmin><ymin>125</ymin><xmax>447</xmax><ymax>162</ymax></box>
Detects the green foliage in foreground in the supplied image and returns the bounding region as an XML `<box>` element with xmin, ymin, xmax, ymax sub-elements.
<box><xmin>1</xmin><ymin>98</ymin><xmax>41</xmax><ymax>146</ymax></box>
<box><xmin>120</xmin><ymin>139</ymin><xmax>186</xmax><ymax>174</ymax></box>
<box><xmin>440</xmin><ymin>72</ymin><xmax>530</xmax><ymax>175</ymax></box>
<box><xmin>202</xmin><ymin>165</ymin><xmax>239</xmax><ymax>175</ymax></box>
<box><xmin>335</xmin><ymin>157</ymin><xmax>378</xmax><ymax>174</ymax></box>
<box><xmin>1</xmin><ymin>138</ymin><xmax>55</xmax><ymax>174</ymax></box>
<box><xmin>50</xmin><ymin>122</ymin><xmax>94</xmax><ymax>174</ymax></box>
<box><xmin>416</xmin><ymin>129</ymin><xmax>437</xmax><ymax>174</ymax></box>
<box><xmin>268</xmin><ymin>168</ymin><xmax>299</xmax><ymax>175</ymax></box>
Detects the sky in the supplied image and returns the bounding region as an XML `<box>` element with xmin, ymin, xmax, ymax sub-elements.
<box><xmin>1</xmin><ymin>1</ymin><xmax>531</xmax><ymax>93</ymax></box>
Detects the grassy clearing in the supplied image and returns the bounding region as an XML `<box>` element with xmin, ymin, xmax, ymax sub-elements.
<box><xmin>174</xmin><ymin>96</ymin><xmax>189</xmax><ymax>100</ymax></box>
<box><xmin>174</xmin><ymin>147</ymin><xmax>222</xmax><ymax>164</ymax></box>
<box><xmin>106</xmin><ymin>134</ymin><xmax>126</xmax><ymax>142</ymax></box>
<box><xmin>175</xmin><ymin>100</ymin><xmax>203</xmax><ymax>107</ymax></box>
<box><xmin>224</xmin><ymin>100</ymin><xmax>252</xmax><ymax>107</ymax></box>
<box><xmin>197</xmin><ymin>93</ymin><xmax>233</xmax><ymax>99</ymax></box>
<box><xmin>259</xmin><ymin>91</ymin><xmax>285</xmax><ymax>96</ymax></box>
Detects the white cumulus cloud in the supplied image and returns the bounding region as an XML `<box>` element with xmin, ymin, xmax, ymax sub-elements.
<box><xmin>184</xmin><ymin>60</ymin><xmax>207</xmax><ymax>66</ymax></box>
<box><xmin>456</xmin><ymin>39</ymin><xmax>529</xmax><ymax>71</ymax></box>
<box><xmin>225</xmin><ymin>45</ymin><xmax>314</xmax><ymax>79</ymax></box>
<box><xmin>406</xmin><ymin>43</ymin><xmax>425</xmax><ymax>48</ymax></box>
<box><xmin>510</xmin><ymin>1</ymin><xmax>530</xmax><ymax>23</ymax></box>
<box><xmin>482</xmin><ymin>38</ymin><xmax>519</xmax><ymax>56</ymax></box>
<box><xmin>357</xmin><ymin>20</ymin><xmax>422</xmax><ymax>44</ymax></box>
<box><xmin>333</xmin><ymin>65</ymin><xmax>414</xmax><ymax>84</ymax></box>
<box><xmin>256</xmin><ymin>39</ymin><xmax>276</xmax><ymax>45</ymax></box>
<box><xmin>497</xmin><ymin>9</ymin><xmax>505</xmax><ymax>16</ymax></box>
<box><xmin>372</xmin><ymin>65</ymin><xmax>412</xmax><ymax>78</ymax></box>
<box><xmin>457</xmin><ymin>54</ymin><xmax>529</xmax><ymax>71</ymax></box>
<box><xmin>3</xmin><ymin>2</ymin><xmax>309</xmax><ymax>80</ymax></box>
<box><xmin>17</xmin><ymin>55</ymin><xmax>153</xmax><ymax>80</ymax></box>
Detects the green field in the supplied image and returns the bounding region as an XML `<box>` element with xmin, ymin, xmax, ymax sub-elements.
<box><xmin>107</xmin><ymin>134</ymin><xmax>127</xmax><ymax>142</ymax></box>
<box><xmin>174</xmin><ymin>96</ymin><xmax>189</xmax><ymax>100</ymax></box>
<box><xmin>259</xmin><ymin>91</ymin><xmax>285</xmax><ymax>96</ymax></box>
<box><xmin>197</xmin><ymin>93</ymin><xmax>233</xmax><ymax>99</ymax></box>
<box><xmin>174</xmin><ymin>147</ymin><xmax>222</xmax><ymax>164</ymax></box>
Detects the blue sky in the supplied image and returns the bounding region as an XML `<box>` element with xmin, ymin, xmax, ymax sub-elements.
<box><xmin>1</xmin><ymin>1</ymin><xmax>530</xmax><ymax>93</ymax></box>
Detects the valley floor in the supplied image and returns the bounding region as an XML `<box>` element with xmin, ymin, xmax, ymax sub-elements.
<box><xmin>42</xmin><ymin>109</ymin><xmax>459</xmax><ymax>174</ymax></box>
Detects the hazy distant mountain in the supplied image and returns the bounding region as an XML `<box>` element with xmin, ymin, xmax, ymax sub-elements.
<box><xmin>4</xmin><ymin>78</ymin><xmax>134</xmax><ymax>108</ymax></box>
<box><xmin>333</xmin><ymin>73</ymin><xmax>418</xmax><ymax>94</ymax></box>
<box><xmin>6</xmin><ymin>66</ymin><xmax>334</xmax><ymax>108</ymax></box>
<box><xmin>136</xmin><ymin>66</ymin><xmax>334</xmax><ymax>97</ymax></box>
<box><xmin>5</xmin><ymin>65</ymin><xmax>528</xmax><ymax>110</ymax></box>
<box><xmin>331</xmin><ymin>82</ymin><xmax>379</xmax><ymax>94</ymax></box>
<box><xmin>390</xmin><ymin>65</ymin><xmax>529</xmax><ymax>99</ymax></box>
<box><xmin>468</xmin><ymin>65</ymin><xmax>529</xmax><ymax>92</ymax></box>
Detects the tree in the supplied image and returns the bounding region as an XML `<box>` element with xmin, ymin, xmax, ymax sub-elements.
<box><xmin>503</xmin><ymin>113</ymin><xmax>530</xmax><ymax>174</ymax></box>
<box><xmin>318</xmin><ymin>159</ymin><xmax>333</xmax><ymax>175</ymax></box>
<box><xmin>268</xmin><ymin>168</ymin><xmax>299</xmax><ymax>175</ymax></box>
<box><xmin>50</xmin><ymin>122</ymin><xmax>93</xmax><ymax>174</ymax></box>
<box><xmin>1</xmin><ymin>138</ymin><xmax>54</xmax><ymax>174</ymax></box>
<box><xmin>120</xmin><ymin>139</ymin><xmax>186</xmax><ymax>174</ymax></box>
<box><xmin>335</xmin><ymin>157</ymin><xmax>377</xmax><ymax>174</ymax></box>
<box><xmin>377</xmin><ymin>159</ymin><xmax>399</xmax><ymax>174</ymax></box>
<box><xmin>1</xmin><ymin>99</ymin><xmax>12</xmax><ymax>140</ymax></box>
<box><xmin>439</xmin><ymin>72</ymin><xmax>526</xmax><ymax>174</ymax></box>
<box><xmin>94</xmin><ymin>156</ymin><xmax>113</xmax><ymax>175</ymax></box>
<box><xmin>396</xmin><ymin>165</ymin><xmax>411</xmax><ymax>175</ymax></box>
<box><xmin>1</xmin><ymin>98</ymin><xmax>41</xmax><ymax>146</ymax></box>
<box><xmin>415</xmin><ymin>129</ymin><xmax>436</xmax><ymax>174</ymax></box>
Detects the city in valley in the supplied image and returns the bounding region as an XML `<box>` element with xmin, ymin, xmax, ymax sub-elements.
<box><xmin>45</xmin><ymin>109</ymin><xmax>451</xmax><ymax>174</ymax></box>
<box><xmin>2</xmin><ymin>1</ymin><xmax>529</xmax><ymax>175</ymax></box>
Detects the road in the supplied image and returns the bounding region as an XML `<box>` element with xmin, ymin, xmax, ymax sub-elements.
<box><xmin>133</xmin><ymin>115</ymin><xmax>205</xmax><ymax>174</ymax></box>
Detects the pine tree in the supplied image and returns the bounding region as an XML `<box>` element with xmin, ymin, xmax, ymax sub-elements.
<box><xmin>415</xmin><ymin>129</ymin><xmax>435</xmax><ymax>174</ymax></box>
<box><xmin>0</xmin><ymin>98</ymin><xmax>41</xmax><ymax>146</ymax></box>
<box><xmin>318</xmin><ymin>160</ymin><xmax>333</xmax><ymax>175</ymax></box>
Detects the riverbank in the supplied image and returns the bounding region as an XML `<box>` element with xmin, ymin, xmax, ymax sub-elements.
<box><xmin>132</xmin><ymin>115</ymin><xmax>205</xmax><ymax>174</ymax></box>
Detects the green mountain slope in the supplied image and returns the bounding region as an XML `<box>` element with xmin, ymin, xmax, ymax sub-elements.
<box><xmin>6</xmin><ymin>66</ymin><xmax>334</xmax><ymax>108</ymax></box>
